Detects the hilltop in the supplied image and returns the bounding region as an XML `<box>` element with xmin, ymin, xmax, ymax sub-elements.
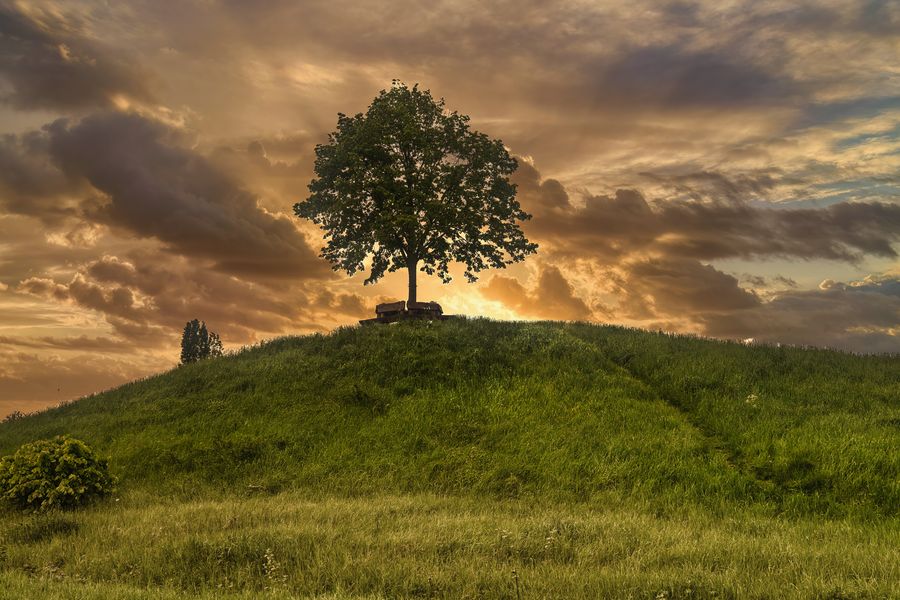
<box><xmin>0</xmin><ymin>319</ymin><xmax>898</xmax><ymax>599</ymax></box>
<box><xmin>2</xmin><ymin>319</ymin><xmax>897</xmax><ymax>516</ymax></box>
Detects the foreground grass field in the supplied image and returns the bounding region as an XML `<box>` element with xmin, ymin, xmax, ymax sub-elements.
<box><xmin>1</xmin><ymin>319</ymin><xmax>898</xmax><ymax>598</ymax></box>
<box><xmin>1</xmin><ymin>493</ymin><xmax>898</xmax><ymax>599</ymax></box>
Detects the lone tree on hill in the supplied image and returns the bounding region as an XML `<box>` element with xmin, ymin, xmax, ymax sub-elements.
<box><xmin>294</xmin><ymin>81</ymin><xmax>537</xmax><ymax>305</ymax></box>
<box><xmin>180</xmin><ymin>319</ymin><xmax>223</xmax><ymax>364</ymax></box>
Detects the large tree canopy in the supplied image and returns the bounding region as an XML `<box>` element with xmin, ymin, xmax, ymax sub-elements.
<box><xmin>294</xmin><ymin>82</ymin><xmax>537</xmax><ymax>305</ymax></box>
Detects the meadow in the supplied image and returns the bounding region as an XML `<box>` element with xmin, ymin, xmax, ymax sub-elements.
<box><xmin>0</xmin><ymin>319</ymin><xmax>898</xmax><ymax>598</ymax></box>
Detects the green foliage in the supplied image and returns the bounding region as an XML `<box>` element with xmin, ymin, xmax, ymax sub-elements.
<box><xmin>180</xmin><ymin>319</ymin><xmax>223</xmax><ymax>365</ymax></box>
<box><xmin>0</xmin><ymin>436</ymin><xmax>116</xmax><ymax>512</ymax></box>
<box><xmin>295</xmin><ymin>81</ymin><xmax>537</xmax><ymax>303</ymax></box>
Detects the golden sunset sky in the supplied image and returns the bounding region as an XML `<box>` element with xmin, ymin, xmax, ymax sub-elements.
<box><xmin>1</xmin><ymin>0</ymin><xmax>898</xmax><ymax>416</ymax></box>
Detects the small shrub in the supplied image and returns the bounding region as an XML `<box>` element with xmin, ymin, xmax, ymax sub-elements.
<box><xmin>0</xmin><ymin>436</ymin><xmax>117</xmax><ymax>512</ymax></box>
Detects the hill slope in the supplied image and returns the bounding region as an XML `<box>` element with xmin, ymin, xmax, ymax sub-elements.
<box><xmin>2</xmin><ymin>319</ymin><xmax>899</xmax><ymax>599</ymax></box>
<box><xmin>2</xmin><ymin>319</ymin><xmax>897</xmax><ymax>518</ymax></box>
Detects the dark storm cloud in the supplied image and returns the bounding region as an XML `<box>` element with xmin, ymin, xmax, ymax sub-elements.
<box><xmin>0</xmin><ymin>130</ymin><xmax>64</xmax><ymax>195</ymax></box>
<box><xmin>42</xmin><ymin>112</ymin><xmax>330</xmax><ymax>280</ymax></box>
<box><xmin>596</xmin><ymin>46</ymin><xmax>797</xmax><ymax>109</ymax></box>
<box><xmin>20</xmin><ymin>273</ymin><xmax>145</xmax><ymax>323</ymax></box>
<box><xmin>609</xmin><ymin>259</ymin><xmax>900</xmax><ymax>353</ymax></box>
<box><xmin>857</xmin><ymin>0</ymin><xmax>900</xmax><ymax>36</ymax></box>
<box><xmin>620</xmin><ymin>257</ymin><xmax>760</xmax><ymax>315</ymax></box>
<box><xmin>0</xmin><ymin>2</ymin><xmax>154</xmax><ymax>110</ymax></box>
<box><xmin>0</xmin><ymin>130</ymin><xmax>83</xmax><ymax>221</ymax></box>
<box><xmin>607</xmin><ymin>254</ymin><xmax>899</xmax><ymax>354</ymax></box>
<box><xmin>515</xmin><ymin>162</ymin><xmax>900</xmax><ymax>263</ymax></box>
<box><xmin>483</xmin><ymin>266</ymin><xmax>593</xmax><ymax>321</ymax></box>
<box><xmin>701</xmin><ymin>275</ymin><xmax>900</xmax><ymax>354</ymax></box>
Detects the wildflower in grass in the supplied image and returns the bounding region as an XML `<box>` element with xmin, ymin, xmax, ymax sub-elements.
<box><xmin>263</xmin><ymin>547</ymin><xmax>287</xmax><ymax>589</ymax></box>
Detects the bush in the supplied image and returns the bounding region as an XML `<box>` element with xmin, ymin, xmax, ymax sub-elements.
<box><xmin>0</xmin><ymin>436</ymin><xmax>117</xmax><ymax>512</ymax></box>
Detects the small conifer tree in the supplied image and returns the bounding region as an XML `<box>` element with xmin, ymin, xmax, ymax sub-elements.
<box><xmin>180</xmin><ymin>319</ymin><xmax>224</xmax><ymax>364</ymax></box>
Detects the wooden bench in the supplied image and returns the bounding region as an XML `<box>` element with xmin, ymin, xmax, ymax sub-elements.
<box><xmin>407</xmin><ymin>301</ymin><xmax>443</xmax><ymax>317</ymax></box>
<box><xmin>376</xmin><ymin>300</ymin><xmax>406</xmax><ymax>318</ymax></box>
<box><xmin>359</xmin><ymin>300</ymin><xmax>450</xmax><ymax>324</ymax></box>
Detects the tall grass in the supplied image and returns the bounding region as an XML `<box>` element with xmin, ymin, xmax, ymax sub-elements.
<box><xmin>2</xmin><ymin>494</ymin><xmax>898</xmax><ymax>599</ymax></box>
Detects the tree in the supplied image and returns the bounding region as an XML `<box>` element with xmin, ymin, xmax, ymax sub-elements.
<box><xmin>180</xmin><ymin>319</ymin><xmax>223</xmax><ymax>364</ymax></box>
<box><xmin>294</xmin><ymin>81</ymin><xmax>537</xmax><ymax>305</ymax></box>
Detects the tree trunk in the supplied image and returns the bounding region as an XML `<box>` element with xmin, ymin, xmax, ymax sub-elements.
<box><xmin>407</xmin><ymin>258</ymin><xmax>418</xmax><ymax>305</ymax></box>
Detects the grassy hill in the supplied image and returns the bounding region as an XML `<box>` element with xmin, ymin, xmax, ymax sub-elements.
<box><xmin>1</xmin><ymin>319</ymin><xmax>898</xmax><ymax>599</ymax></box>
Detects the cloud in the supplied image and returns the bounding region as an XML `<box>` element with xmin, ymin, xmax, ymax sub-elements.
<box><xmin>618</xmin><ymin>257</ymin><xmax>760</xmax><ymax>317</ymax></box>
<box><xmin>17</xmin><ymin>276</ymin><xmax>69</xmax><ymax>301</ymax></box>
<box><xmin>0</xmin><ymin>130</ymin><xmax>85</xmax><ymax>222</ymax></box>
<box><xmin>312</xmin><ymin>289</ymin><xmax>372</xmax><ymax>318</ymax></box>
<box><xmin>0</xmin><ymin>348</ymin><xmax>166</xmax><ymax>417</ymax></box>
<box><xmin>482</xmin><ymin>265</ymin><xmax>592</xmax><ymax>321</ymax></box>
<box><xmin>515</xmin><ymin>161</ymin><xmax>900</xmax><ymax>263</ymax></box>
<box><xmin>637</xmin><ymin>169</ymin><xmax>784</xmax><ymax>203</ymax></box>
<box><xmin>0</xmin><ymin>111</ymin><xmax>330</xmax><ymax>282</ymax></box>
<box><xmin>701</xmin><ymin>274</ymin><xmax>900</xmax><ymax>353</ymax></box>
<box><xmin>208</xmin><ymin>135</ymin><xmax>317</xmax><ymax>212</ymax></box>
<box><xmin>596</xmin><ymin>45</ymin><xmax>798</xmax><ymax>109</ymax></box>
<box><xmin>41</xmin><ymin>111</ymin><xmax>331</xmax><ymax>280</ymax></box>
<box><xmin>0</xmin><ymin>335</ymin><xmax>134</xmax><ymax>352</ymax></box>
<box><xmin>0</xmin><ymin>3</ymin><xmax>154</xmax><ymax>110</ymax></box>
<box><xmin>495</xmin><ymin>162</ymin><xmax>900</xmax><ymax>352</ymax></box>
<box><xmin>738</xmin><ymin>274</ymin><xmax>798</xmax><ymax>290</ymax></box>
<box><xmin>16</xmin><ymin>250</ymin><xmax>367</xmax><ymax>345</ymax></box>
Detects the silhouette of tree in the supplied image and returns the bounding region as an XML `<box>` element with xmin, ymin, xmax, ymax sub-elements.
<box><xmin>295</xmin><ymin>81</ymin><xmax>537</xmax><ymax>305</ymax></box>
<box><xmin>180</xmin><ymin>319</ymin><xmax>223</xmax><ymax>364</ymax></box>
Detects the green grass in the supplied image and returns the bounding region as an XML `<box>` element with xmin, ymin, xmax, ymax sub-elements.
<box><xmin>1</xmin><ymin>494</ymin><xmax>898</xmax><ymax>599</ymax></box>
<box><xmin>1</xmin><ymin>319</ymin><xmax>898</xmax><ymax>598</ymax></box>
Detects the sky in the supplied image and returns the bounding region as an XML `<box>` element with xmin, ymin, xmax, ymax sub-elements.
<box><xmin>0</xmin><ymin>0</ymin><xmax>898</xmax><ymax>417</ymax></box>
